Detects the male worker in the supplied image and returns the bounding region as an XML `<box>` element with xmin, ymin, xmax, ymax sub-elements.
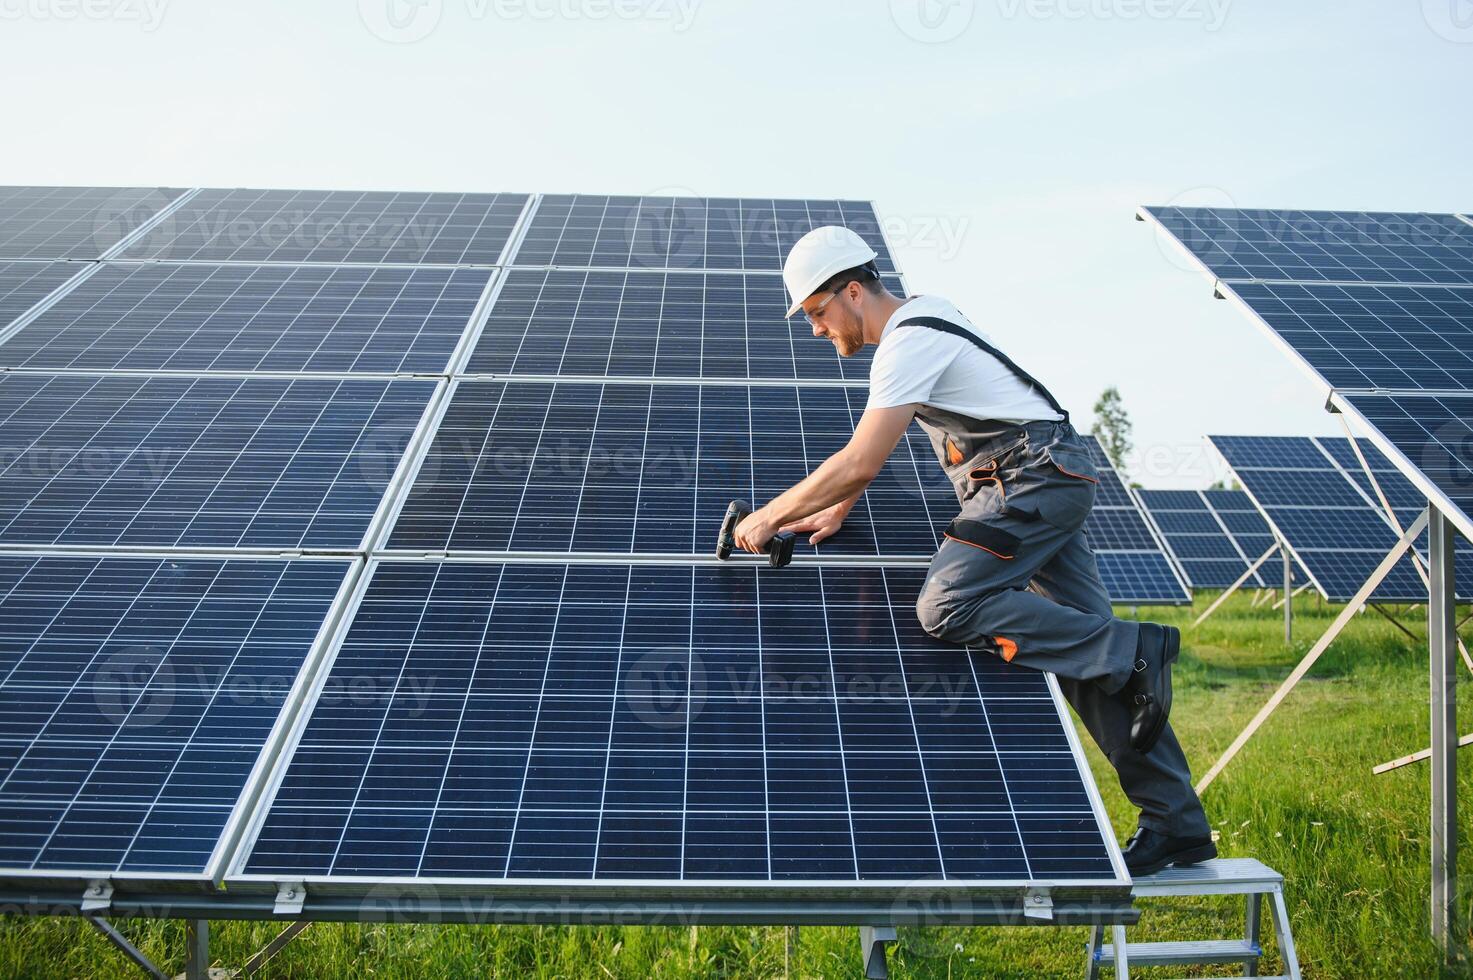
<box><xmin>733</xmin><ymin>226</ymin><xmax>1214</xmax><ymax>875</ymax></box>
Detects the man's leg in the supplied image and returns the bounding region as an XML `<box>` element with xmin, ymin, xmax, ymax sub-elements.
<box><xmin>1030</xmin><ymin>529</ymin><xmax>1210</xmax><ymax>837</ymax></box>
<box><xmin>915</xmin><ymin>506</ymin><xmax>1139</xmax><ymax>690</ymax></box>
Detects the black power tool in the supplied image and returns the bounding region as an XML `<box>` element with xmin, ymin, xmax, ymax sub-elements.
<box><xmin>716</xmin><ymin>499</ymin><xmax>795</xmax><ymax>568</ymax></box>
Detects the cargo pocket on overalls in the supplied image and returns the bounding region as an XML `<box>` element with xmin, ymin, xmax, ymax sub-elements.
<box><xmin>943</xmin><ymin>517</ymin><xmax>1021</xmax><ymax>560</ymax></box>
<box><xmin>1032</xmin><ymin>446</ymin><xmax>1098</xmax><ymax>531</ymax></box>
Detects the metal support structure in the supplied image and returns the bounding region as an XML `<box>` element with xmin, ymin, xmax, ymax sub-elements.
<box><xmin>242</xmin><ymin>920</ymin><xmax>311</xmax><ymax>976</ymax></box>
<box><xmin>1194</xmin><ymin>542</ymin><xmax>1280</xmax><ymax>628</ymax></box>
<box><xmin>1340</xmin><ymin>417</ymin><xmax>1473</xmax><ymax>674</ymax></box>
<box><xmin>1282</xmin><ymin>540</ymin><xmax>1293</xmax><ymax>644</ymax></box>
<box><xmin>784</xmin><ymin>925</ymin><xmax>799</xmax><ymax>977</ymax></box>
<box><xmin>1374</xmin><ymin>732</ymin><xmax>1473</xmax><ymax>775</ymax></box>
<box><xmin>82</xmin><ymin>915</ymin><xmax>168</xmax><ymax>980</ymax></box>
<box><xmin>1367</xmin><ymin>603</ymin><xmax>1421</xmax><ymax>643</ymax></box>
<box><xmin>1270</xmin><ymin>582</ymin><xmax>1313</xmax><ymax>611</ymax></box>
<box><xmin>1429</xmin><ymin>506</ymin><xmax>1457</xmax><ymax>951</ymax></box>
<box><xmin>859</xmin><ymin>925</ymin><xmax>897</xmax><ymax>979</ymax></box>
<box><xmin>1197</xmin><ymin>510</ymin><xmax>1428</xmax><ymax>793</ymax></box>
<box><xmin>185</xmin><ymin>919</ymin><xmax>209</xmax><ymax>980</ymax></box>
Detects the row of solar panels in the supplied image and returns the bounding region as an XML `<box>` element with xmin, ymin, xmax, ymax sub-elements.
<box><xmin>1142</xmin><ymin>206</ymin><xmax>1473</xmax><ymax>553</ymax></box>
<box><xmin>1140</xmin><ymin>435</ymin><xmax>1469</xmax><ymax>602</ymax></box>
<box><xmin>0</xmin><ymin>186</ymin><xmax>1189</xmax><ymax>601</ymax></box>
<box><xmin>0</xmin><ymin>186</ymin><xmax>1134</xmax><ymax>905</ymax></box>
<box><xmin>0</xmin><ymin>186</ymin><xmax>893</xmax><ymax>269</ymax></box>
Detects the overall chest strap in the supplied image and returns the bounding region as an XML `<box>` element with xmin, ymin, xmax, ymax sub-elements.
<box><xmin>894</xmin><ymin>316</ymin><xmax>1070</xmax><ymax>425</ymax></box>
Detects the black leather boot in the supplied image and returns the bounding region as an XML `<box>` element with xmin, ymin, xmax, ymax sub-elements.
<box><xmin>1122</xmin><ymin>826</ymin><xmax>1216</xmax><ymax>876</ymax></box>
<box><xmin>1124</xmin><ymin>623</ymin><xmax>1179</xmax><ymax>753</ymax></box>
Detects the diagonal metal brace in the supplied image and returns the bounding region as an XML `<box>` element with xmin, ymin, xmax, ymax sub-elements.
<box><xmin>1197</xmin><ymin>509</ymin><xmax>1429</xmax><ymax>793</ymax></box>
<box><xmin>83</xmin><ymin>915</ymin><xmax>167</xmax><ymax>980</ymax></box>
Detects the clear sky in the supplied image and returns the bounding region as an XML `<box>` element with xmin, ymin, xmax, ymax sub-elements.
<box><xmin>2</xmin><ymin>0</ymin><xmax>1469</xmax><ymax>487</ymax></box>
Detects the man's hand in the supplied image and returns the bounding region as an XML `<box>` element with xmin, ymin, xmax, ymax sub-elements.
<box><xmin>733</xmin><ymin>507</ymin><xmax>778</xmax><ymax>555</ymax></box>
<box><xmin>780</xmin><ymin>497</ymin><xmax>855</xmax><ymax>546</ymax></box>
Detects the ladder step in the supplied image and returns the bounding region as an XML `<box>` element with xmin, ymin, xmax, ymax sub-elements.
<box><xmin>1096</xmin><ymin>938</ymin><xmax>1261</xmax><ymax>966</ymax></box>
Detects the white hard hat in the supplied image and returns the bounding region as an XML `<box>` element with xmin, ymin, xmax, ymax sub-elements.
<box><xmin>782</xmin><ymin>226</ymin><xmax>879</xmax><ymax>317</ymax></box>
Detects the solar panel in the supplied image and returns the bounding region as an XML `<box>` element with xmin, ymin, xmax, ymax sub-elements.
<box><xmin>0</xmin><ymin>263</ymin><xmax>491</xmax><ymax>374</ymax></box>
<box><xmin>0</xmin><ymin>261</ymin><xmax>83</xmax><ymax>332</ymax></box>
<box><xmin>119</xmin><ymin>189</ymin><xmax>530</xmax><ymax>266</ymax></box>
<box><xmin>0</xmin><ymin>554</ymin><xmax>350</xmax><ymax>879</ymax></box>
<box><xmin>1225</xmin><ymin>281</ymin><xmax>1473</xmax><ymax>392</ymax></box>
<box><xmin>513</xmin><ymin>195</ymin><xmax>897</xmax><ymax>273</ymax></box>
<box><xmin>1339</xmin><ymin>393</ymin><xmax>1473</xmax><ymax>539</ymax></box>
<box><xmin>233</xmin><ymin>560</ymin><xmax>1122</xmax><ymax>885</ymax></box>
<box><xmin>0</xmin><ymin>186</ymin><xmax>188</xmax><ymax>260</ymax></box>
<box><xmin>1209</xmin><ymin>435</ymin><xmax>1429</xmax><ymax>601</ymax></box>
<box><xmin>464</xmin><ymin>267</ymin><xmax>904</xmax><ymax>381</ymax></box>
<box><xmin>1137</xmin><ymin>491</ymin><xmax>1231</xmax><ymax>591</ymax></box>
<box><xmin>1202</xmin><ymin>489</ymin><xmax>1302</xmax><ymax>587</ymax></box>
<box><xmin>1078</xmin><ymin>438</ymin><xmax>1190</xmax><ymax>605</ymax></box>
<box><xmin>0</xmin><ymin>373</ymin><xmax>435</xmax><ymax>549</ymax></box>
<box><xmin>385</xmin><ymin>380</ymin><xmax>956</xmax><ymax>557</ymax></box>
<box><xmin>1144</xmin><ymin>207</ymin><xmax>1473</xmax><ymax>285</ymax></box>
<box><xmin>1145</xmin><ymin>206</ymin><xmax>1473</xmax><ymax>545</ymax></box>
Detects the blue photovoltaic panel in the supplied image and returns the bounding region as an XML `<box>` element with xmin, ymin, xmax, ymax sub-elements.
<box><xmin>464</xmin><ymin>267</ymin><xmax>904</xmax><ymax>381</ymax></box>
<box><xmin>1209</xmin><ymin>435</ymin><xmax>1427</xmax><ymax>601</ymax></box>
<box><xmin>514</xmin><ymin>195</ymin><xmax>897</xmax><ymax>274</ymax></box>
<box><xmin>1137</xmin><ymin>489</ymin><xmax>1301</xmax><ymax>589</ymax></box>
<box><xmin>1340</xmin><ymin>393</ymin><xmax>1473</xmax><ymax>542</ymax></box>
<box><xmin>0</xmin><ymin>186</ymin><xmax>187</xmax><ymax>260</ymax></box>
<box><xmin>1225</xmin><ymin>281</ymin><xmax>1473</xmax><ymax>392</ymax></box>
<box><xmin>240</xmin><ymin>561</ymin><xmax>1117</xmax><ymax>884</ymax></box>
<box><xmin>1202</xmin><ymin>489</ymin><xmax>1302</xmax><ymax>587</ymax></box>
<box><xmin>386</xmin><ymin>381</ymin><xmax>956</xmax><ymax>557</ymax></box>
<box><xmin>1079</xmin><ymin>438</ymin><xmax>1190</xmax><ymax>605</ymax></box>
<box><xmin>0</xmin><ymin>555</ymin><xmax>349</xmax><ymax>876</ymax></box>
<box><xmin>0</xmin><ymin>373</ymin><xmax>435</xmax><ymax>549</ymax></box>
<box><xmin>1145</xmin><ymin>207</ymin><xmax>1473</xmax><ymax>285</ymax></box>
<box><xmin>0</xmin><ymin>261</ymin><xmax>81</xmax><ymax>332</ymax></box>
<box><xmin>387</xmin><ymin>386</ymin><xmax>1184</xmax><ymax>602</ymax></box>
<box><xmin>0</xmin><ymin>263</ymin><xmax>491</xmax><ymax>374</ymax></box>
<box><xmin>119</xmin><ymin>189</ymin><xmax>529</xmax><ymax>266</ymax></box>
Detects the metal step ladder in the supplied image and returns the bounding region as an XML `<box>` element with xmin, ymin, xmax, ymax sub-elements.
<box><xmin>1085</xmin><ymin>858</ymin><xmax>1301</xmax><ymax>979</ymax></box>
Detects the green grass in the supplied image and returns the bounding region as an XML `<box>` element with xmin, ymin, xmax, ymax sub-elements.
<box><xmin>4</xmin><ymin>591</ymin><xmax>1472</xmax><ymax>978</ymax></box>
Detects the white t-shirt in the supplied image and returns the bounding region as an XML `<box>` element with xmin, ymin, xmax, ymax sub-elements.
<box><xmin>865</xmin><ymin>295</ymin><xmax>1064</xmax><ymax>424</ymax></box>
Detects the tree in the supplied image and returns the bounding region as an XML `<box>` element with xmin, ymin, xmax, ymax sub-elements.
<box><xmin>1092</xmin><ymin>386</ymin><xmax>1133</xmax><ymax>480</ymax></box>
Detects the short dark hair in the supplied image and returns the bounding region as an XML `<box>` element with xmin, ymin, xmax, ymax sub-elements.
<box><xmin>817</xmin><ymin>260</ymin><xmax>884</xmax><ymax>297</ymax></box>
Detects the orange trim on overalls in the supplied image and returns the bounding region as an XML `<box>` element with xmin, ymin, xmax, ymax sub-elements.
<box><xmin>943</xmin><ymin>532</ymin><xmax>1014</xmax><ymax>560</ymax></box>
<box><xmin>1053</xmin><ymin>462</ymin><xmax>1098</xmax><ymax>483</ymax></box>
<box><xmin>968</xmin><ymin>462</ymin><xmax>1005</xmax><ymax>500</ymax></box>
<box><xmin>945</xmin><ymin>438</ymin><xmax>965</xmax><ymax>466</ymax></box>
<box><xmin>994</xmin><ymin>636</ymin><xmax>1018</xmax><ymax>662</ymax></box>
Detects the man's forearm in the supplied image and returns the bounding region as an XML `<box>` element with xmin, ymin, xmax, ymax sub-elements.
<box><xmin>762</xmin><ymin>452</ymin><xmax>874</xmax><ymax>527</ymax></box>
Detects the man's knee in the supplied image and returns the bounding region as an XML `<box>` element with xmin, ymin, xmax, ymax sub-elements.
<box><xmin>916</xmin><ymin>582</ymin><xmax>1001</xmax><ymax>642</ymax></box>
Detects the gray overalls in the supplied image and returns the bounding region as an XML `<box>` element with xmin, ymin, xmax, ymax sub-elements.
<box><xmin>902</xmin><ymin>316</ymin><xmax>1209</xmax><ymax>838</ymax></box>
